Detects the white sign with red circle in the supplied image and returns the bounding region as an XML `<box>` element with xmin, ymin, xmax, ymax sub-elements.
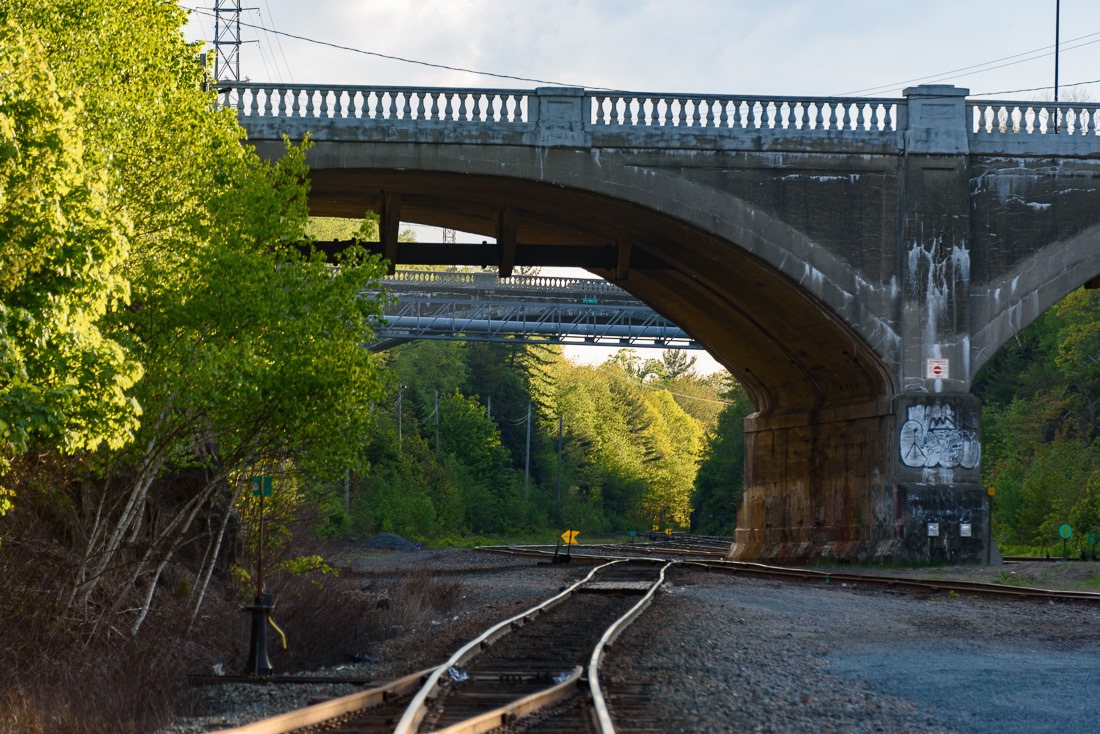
<box><xmin>926</xmin><ymin>358</ymin><xmax>949</xmax><ymax>379</ymax></box>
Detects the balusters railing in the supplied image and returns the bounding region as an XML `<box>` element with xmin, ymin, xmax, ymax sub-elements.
<box><xmin>382</xmin><ymin>270</ymin><xmax>629</xmax><ymax>296</ymax></box>
<box><xmin>227</xmin><ymin>84</ymin><xmax>531</xmax><ymax>123</ymax></box>
<box><xmin>584</xmin><ymin>92</ymin><xmax>900</xmax><ymax>132</ymax></box>
<box><xmin>227</xmin><ymin>84</ymin><xmax>1100</xmax><ymax>150</ymax></box>
<box><xmin>969</xmin><ymin>101</ymin><xmax>1100</xmax><ymax>136</ymax></box>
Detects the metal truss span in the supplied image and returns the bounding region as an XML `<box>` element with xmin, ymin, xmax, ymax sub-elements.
<box><xmin>370</xmin><ymin>270</ymin><xmax>698</xmax><ymax>350</ymax></box>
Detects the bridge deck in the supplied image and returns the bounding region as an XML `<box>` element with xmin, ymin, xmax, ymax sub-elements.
<box><xmin>373</xmin><ymin>270</ymin><xmax>696</xmax><ymax>350</ymax></box>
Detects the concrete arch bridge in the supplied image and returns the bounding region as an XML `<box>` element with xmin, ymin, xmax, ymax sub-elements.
<box><xmin>231</xmin><ymin>82</ymin><xmax>1100</xmax><ymax>564</ymax></box>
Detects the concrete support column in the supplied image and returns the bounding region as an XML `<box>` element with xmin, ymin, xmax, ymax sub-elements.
<box><xmin>893</xmin><ymin>86</ymin><xmax>987</xmax><ymax>563</ymax></box>
<box><xmin>893</xmin><ymin>393</ymin><xmax>988</xmax><ymax>563</ymax></box>
<box><xmin>732</xmin><ymin>85</ymin><xmax>989</xmax><ymax>565</ymax></box>
<box><xmin>732</xmin><ymin>401</ymin><xmax>896</xmax><ymax>563</ymax></box>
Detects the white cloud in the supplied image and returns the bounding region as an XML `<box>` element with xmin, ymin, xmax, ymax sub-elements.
<box><xmin>187</xmin><ymin>1</ymin><xmax>1100</xmax><ymax>98</ymax></box>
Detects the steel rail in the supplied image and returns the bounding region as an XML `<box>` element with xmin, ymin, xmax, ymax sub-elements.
<box><xmin>688</xmin><ymin>559</ymin><xmax>1100</xmax><ymax>602</ymax></box>
<box><xmin>426</xmin><ymin>666</ymin><xmax>583</xmax><ymax>734</ymax></box>
<box><xmin>392</xmin><ymin>559</ymin><xmax>628</xmax><ymax>734</ymax></box>
<box><xmin>414</xmin><ymin>560</ymin><xmax>671</xmax><ymax>734</ymax></box>
<box><xmin>475</xmin><ymin>545</ymin><xmax>1100</xmax><ymax>604</ymax></box>
<box><xmin>588</xmin><ymin>561</ymin><xmax>676</xmax><ymax>733</ymax></box>
<box><xmin>213</xmin><ymin>666</ymin><xmax>434</xmax><ymax>734</ymax></box>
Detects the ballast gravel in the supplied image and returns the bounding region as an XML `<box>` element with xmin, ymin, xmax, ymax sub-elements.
<box><xmin>603</xmin><ymin>568</ymin><xmax>1100</xmax><ymax>733</ymax></box>
<box><xmin>158</xmin><ymin>550</ymin><xmax>1100</xmax><ymax>733</ymax></box>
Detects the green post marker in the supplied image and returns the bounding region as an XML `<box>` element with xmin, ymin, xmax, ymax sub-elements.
<box><xmin>250</xmin><ymin>475</ymin><xmax>274</xmax><ymax>594</ymax></box>
<box><xmin>1059</xmin><ymin>523</ymin><xmax>1073</xmax><ymax>560</ymax></box>
<box><xmin>245</xmin><ymin>474</ymin><xmax>275</xmax><ymax>676</ymax></box>
<box><xmin>251</xmin><ymin>475</ymin><xmax>273</xmax><ymax>497</ymax></box>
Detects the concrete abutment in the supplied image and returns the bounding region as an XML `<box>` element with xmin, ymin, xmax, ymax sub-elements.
<box><xmin>730</xmin><ymin>393</ymin><xmax>987</xmax><ymax>564</ymax></box>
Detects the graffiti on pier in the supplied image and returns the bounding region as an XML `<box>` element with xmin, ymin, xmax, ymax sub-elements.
<box><xmin>899</xmin><ymin>404</ymin><xmax>979</xmax><ymax>469</ymax></box>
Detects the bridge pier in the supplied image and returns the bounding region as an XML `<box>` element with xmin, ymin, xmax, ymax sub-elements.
<box><xmin>731</xmin><ymin>392</ymin><xmax>987</xmax><ymax>564</ymax></box>
<box><xmin>730</xmin><ymin>86</ymin><xmax>990</xmax><ymax>565</ymax></box>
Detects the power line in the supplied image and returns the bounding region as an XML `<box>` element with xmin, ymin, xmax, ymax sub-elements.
<box><xmin>840</xmin><ymin>31</ymin><xmax>1100</xmax><ymax>97</ymax></box>
<box><xmin>250</xmin><ymin>9</ymin><xmax>276</xmax><ymax>82</ymax></box>
<box><xmin>260</xmin><ymin>0</ymin><xmax>295</xmax><ymax>83</ymax></box>
<box><xmin>921</xmin><ymin>38</ymin><xmax>1100</xmax><ymax>93</ymax></box>
<box><xmin>970</xmin><ymin>76</ymin><xmax>1100</xmax><ymax>98</ymax></box>
<box><xmin>646</xmin><ymin>384</ymin><xmax>734</xmax><ymax>405</ymax></box>
<box><xmin>186</xmin><ymin>5</ymin><xmax>1100</xmax><ymax>105</ymax></box>
<box><xmin>182</xmin><ymin>5</ymin><xmax>604</xmax><ymax>89</ymax></box>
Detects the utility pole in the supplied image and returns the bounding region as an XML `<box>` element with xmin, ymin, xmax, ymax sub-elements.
<box><xmin>524</xmin><ymin>402</ymin><xmax>532</xmax><ymax>500</ymax></box>
<box><xmin>1055</xmin><ymin>0</ymin><xmax>1061</xmax><ymax>106</ymax></box>
<box><xmin>556</xmin><ymin>415</ymin><xmax>563</xmax><ymax>504</ymax></box>
<box><xmin>435</xmin><ymin>390</ymin><xmax>440</xmax><ymax>453</ymax></box>
<box><xmin>396</xmin><ymin>384</ymin><xmax>403</xmax><ymax>451</ymax></box>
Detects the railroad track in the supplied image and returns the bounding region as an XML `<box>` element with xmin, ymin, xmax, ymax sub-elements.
<box><xmin>210</xmin><ymin>542</ymin><xmax>1097</xmax><ymax>732</ymax></box>
<box><xmin>478</xmin><ymin>543</ymin><xmax>1100</xmax><ymax>604</ymax></box>
<box><xmin>218</xmin><ymin>558</ymin><xmax>673</xmax><ymax>733</ymax></box>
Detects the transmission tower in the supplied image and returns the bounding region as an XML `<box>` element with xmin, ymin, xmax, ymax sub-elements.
<box><xmin>212</xmin><ymin>1</ymin><xmax>243</xmax><ymax>84</ymax></box>
<box><xmin>443</xmin><ymin>228</ymin><xmax>457</xmax><ymax>272</ymax></box>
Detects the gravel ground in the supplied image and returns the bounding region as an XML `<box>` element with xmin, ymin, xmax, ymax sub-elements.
<box><xmin>604</xmin><ymin>567</ymin><xmax>1100</xmax><ymax>733</ymax></box>
<box><xmin>159</xmin><ymin>549</ymin><xmax>1100</xmax><ymax>733</ymax></box>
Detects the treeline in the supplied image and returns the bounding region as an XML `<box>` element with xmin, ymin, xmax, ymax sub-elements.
<box><xmin>975</xmin><ymin>287</ymin><xmax>1100</xmax><ymax>552</ymax></box>
<box><xmin>332</xmin><ymin>338</ymin><xmax>744</xmax><ymax>543</ymax></box>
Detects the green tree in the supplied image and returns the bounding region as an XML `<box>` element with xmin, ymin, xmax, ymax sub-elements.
<box><xmin>660</xmin><ymin>349</ymin><xmax>698</xmax><ymax>379</ymax></box>
<box><xmin>6</xmin><ymin>0</ymin><xmax>389</xmax><ymax>635</ymax></box>
<box><xmin>0</xmin><ymin>19</ymin><xmax>141</xmax><ymax>515</ymax></box>
<box><xmin>1054</xmin><ymin>288</ymin><xmax>1100</xmax><ymax>437</ymax></box>
<box><xmin>1000</xmin><ymin>439</ymin><xmax>1098</xmax><ymax>547</ymax></box>
<box><xmin>692</xmin><ymin>380</ymin><xmax>752</xmax><ymax>535</ymax></box>
<box><xmin>548</xmin><ymin>358</ymin><xmax>705</xmax><ymax>528</ymax></box>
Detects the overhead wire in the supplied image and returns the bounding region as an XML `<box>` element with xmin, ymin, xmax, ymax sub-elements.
<box><xmin>249</xmin><ymin>9</ymin><xmax>276</xmax><ymax>82</ymax></box>
<box><xmin>637</xmin><ymin>381</ymin><xmax>735</xmax><ymax>405</ymax></box>
<box><xmin>917</xmin><ymin>37</ymin><xmax>1100</xmax><ymax>93</ymax></box>
<box><xmin>188</xmin><ymin>6</ymin><xmax>215</xmax><ymax>63</ymax></box>
<box><xmin>259</xmin><ymin>1</ymin><xmax>295</xmax><ymax>83</ymax></box>
<box><xmin>181</xmin><ymin>4</ymin><xmax>606</xmax><ymax>89</ymax></box>
<box><xmin>841</xmin><ymin>31</ymin><xmax>1100</xmax><ymax>97</ymax></box>
<box><xmin>183</xmin><ymin>5</ymin><xmax>1100</xmax><ymax>103</ymax></box>
<box><xmin>184</xmin><ymin>4</ymin><xmax>1100</xmax><ymax>99</ymax></box>
<box><xmin>971</xmin><ymin>77</ymin><xmax>1100</xmax><ymax>98</ymax></box>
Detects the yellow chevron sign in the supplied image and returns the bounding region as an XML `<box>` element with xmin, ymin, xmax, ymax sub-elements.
<box><xmin>561</xmin><ymin>530</ymin><xmax>580</xmax><ymax>545</ymax></box>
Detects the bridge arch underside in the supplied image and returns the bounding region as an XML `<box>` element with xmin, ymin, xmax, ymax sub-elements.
<box><xmin>308</xmin><ymin>168</ymin><xmax>902</xmax><ymax>562</ymax></box>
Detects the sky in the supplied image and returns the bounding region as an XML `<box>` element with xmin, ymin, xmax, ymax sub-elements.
<box><xmin>180</xmin><ymin>1</ymin><xmax>1100</xmax><ymax>373</ymax></box>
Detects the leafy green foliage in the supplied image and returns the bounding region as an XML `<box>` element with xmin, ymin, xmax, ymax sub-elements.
<box><xmin>0</xmin><ymin>19</ymin><xmax>141</xmax><ymax>494</ymax></box>
<box><xmin>347</xmin><ymin>339</ymin><xmax>730</xmax><ymax>540</ymax></box>
<box><xmin>977</xmin><ymin>287</ymin><xmax>1100</xmax><ymax>547</ymax></box>
<box><xmin>692</xmin><ymin>379</ymin><xmax>751</xmax><ymax>535</ymax></box>
<box><xmin>0</xmin><ymin>0</ymin><xmax>390</xmax><ymax>638</ymax></box>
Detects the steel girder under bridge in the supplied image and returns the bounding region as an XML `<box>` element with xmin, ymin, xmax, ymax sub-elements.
<box><xmin>371</xmin><ymin>270</ymin><xmax>697</xmax><ymax>351</ymax></box>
